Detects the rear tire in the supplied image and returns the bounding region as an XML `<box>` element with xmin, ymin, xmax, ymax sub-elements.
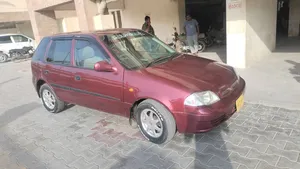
<box><xmin>135</xmin><ymin>99</ymin><xmax>176</xmax><ymax>144</ymax></box>
<box><xmin>11</xmin><ymin>52</ymin><xmax>21</xmax><ymax>62</ymax></box>
<box><xmin>39</xmin><ymin>84</ymin><xmax>65</xmax><ymax>113</ymax></box>
<box><xmin>206</xmin><ymin>38</ymin><xmax>214</xmax><ymax>47</ymax></box>
<box><xmin>197</xmin><ymin>40</ymin><xmax>206</xmax><ymax>52</ymax></box>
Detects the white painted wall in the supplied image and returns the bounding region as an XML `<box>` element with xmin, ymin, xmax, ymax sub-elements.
<box><xmin>226</xmin><ymin>0</ymin><xmax>277</xmax><ymax>68</ymax></box>
<box><xmin>245</xmin><ymin>0</ymin><xmax>277</xmax><ymax>63</ymax></box>
<box><xmin>121</xmin><ymin>0</ymin><xmax>184</xmax><ymax>43</ymax></box>
<box><xmin>57</xmin><ymin>17</ymin><xmax>80</xmax><ymax>33</ymax></box>
<box><xmin>55</xmin><ymin>10</ymin><xmax>77</xmax><ymax>19</ymax></box>
<box><xmin>0</xmin><ymin>0</ymin><xmax>28</xmax><ymax>13</ymax></box>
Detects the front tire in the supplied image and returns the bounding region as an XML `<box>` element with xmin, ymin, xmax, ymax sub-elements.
<box><xmin>39</xmin><ymin>84</ymin><xmax>65</xmax><ymax>113</ymax></box>
<box><xmin>0</xmin><ymin>53</ymin><xmax>7</xmax><ymax>63</ymax></box>
<box><xmin>136</xmin><ymin>99</ymin><xmax>176</xmax><ymax>144</ymax></box>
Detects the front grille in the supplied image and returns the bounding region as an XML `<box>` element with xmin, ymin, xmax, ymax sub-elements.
<box><xmin>211</xmin><ymin>114</ymin><xmax>226</xmax><ymax>126</ymax></box>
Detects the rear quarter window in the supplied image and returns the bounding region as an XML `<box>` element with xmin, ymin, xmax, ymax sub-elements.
<box><xmin>32</xmin><ymin>37</ymin><xmax>50</xmax><ymax>62</ymax></box>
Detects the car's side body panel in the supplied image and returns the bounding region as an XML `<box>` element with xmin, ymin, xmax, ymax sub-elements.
<box><xmin>31</xmin><ymin>29</ymin><xmax>246</xmax><ymax>136</ymax></box>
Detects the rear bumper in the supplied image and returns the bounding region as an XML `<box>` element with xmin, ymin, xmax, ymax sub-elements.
<box><xmin>173</xmin><ymin>77</ymin><xmax>246</xmax><ymax>133</ymax></box>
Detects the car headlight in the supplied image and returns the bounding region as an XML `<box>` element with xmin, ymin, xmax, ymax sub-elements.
<box><xmin>184</xmin><ymin>91</ymin><xmax>220</xmax><ymax>106</ymax></box>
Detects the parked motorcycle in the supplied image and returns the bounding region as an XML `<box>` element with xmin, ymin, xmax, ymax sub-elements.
<box><xmin>9</xmin><ymin>46</ymin><xmax>35</xmax><ymax>62</ymax></box>
<box><xmin>206</xmin><ymin>26</ymin><xmax>226</xmax><ymax>46</ymax></box>
<box><xmin>199</xmin><ymin>28</ymin><xmax>214</xmax><ymax>47</ymax></box>
<box><xmin>169</xmin><ymin>27</ymin><xmax>206</xmax><ymax>53</ymax></box>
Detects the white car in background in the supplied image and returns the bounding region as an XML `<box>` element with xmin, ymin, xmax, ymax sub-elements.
<box><xmin>0</xmin><ymin>34</ymin><xmax>35</xmax><ymax>63</ymax></box>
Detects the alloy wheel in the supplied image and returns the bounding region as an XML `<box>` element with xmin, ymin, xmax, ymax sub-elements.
<box><xmin>140</xmin><ymin>108</ymin><xmax>163</xmax><ymax>138</ymax></box>
<box><xmin>0</xmin><ymin>54</ymin><xmax>6</xmax><ymax>63</ymax></box>
<box><xmin>42</xmin><ymin>89</ymin><xmax>56</xmax><ymax>109</ymax></box>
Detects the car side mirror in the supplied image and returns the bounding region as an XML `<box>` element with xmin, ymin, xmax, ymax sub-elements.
<box><xmin>94</xmin><ymin>61</ymin><xmax>117</xmax><ymax>72</ymax></box>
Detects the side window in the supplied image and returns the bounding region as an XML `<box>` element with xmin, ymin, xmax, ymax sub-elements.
<box><xmin>32</xmin><ymin>37</ymin><xmax>50</xmax><ymax>62</ymax></box>
<box><xmin>0</xmin><ymin>36</ymin><xmax>12</xmax><ymax>44</ymax></box>
<box><xmin>75</xmin><ymin>39</ymin><xmax>109</xmax><ymax>69</ymax></box>
<box><xmin>12</xmin><ymin>35</ymin><xmax>28</xmax><ymax>42</ymax></box>
<box><xmin>46</xmin><ymin>39</ymin><xmax>72</xmax><ymax>65</ymax></box>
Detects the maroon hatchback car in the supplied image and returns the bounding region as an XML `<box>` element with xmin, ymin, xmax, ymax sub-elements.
<box><xmin>31</xmin><ymin>29</ymin><xmax>245</xmax><ymax>144</ymax></box>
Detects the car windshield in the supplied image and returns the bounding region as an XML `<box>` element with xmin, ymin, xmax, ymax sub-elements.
<box><xmin>100</xmin><ymin>30</ymin><xmax>179</xmax><ymax>70</ymax></box>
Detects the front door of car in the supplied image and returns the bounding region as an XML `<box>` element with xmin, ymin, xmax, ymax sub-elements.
<box><xmin>44</xmin><ymin>38</ymin><xmax>76</xmax><ymax>103</ymax></box>
<box><xmin>70</xmin><ymin>38</ymin><xmax>124</xmax><ymax>115</ymax></box>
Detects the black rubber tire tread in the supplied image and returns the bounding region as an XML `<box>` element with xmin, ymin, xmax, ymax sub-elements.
<box><xmin>136</xmin><ymin>99</ymin><xmax>176</xmax><ymax>144</ymax></box>
<box><xmin>39</xmin><ymin>83</ymin><xmax>65</xmax><ymax>113</ymax></box>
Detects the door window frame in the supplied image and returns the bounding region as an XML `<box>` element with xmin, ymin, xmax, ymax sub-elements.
<box><xmin>11</xmin><ymin>35</ymin><xmax>29</xmax><ymax>43</ymax></box>
<box><xmin>44</xmin><ymin>37</ymin><xmax>74</xmax><ymax>67</ymax></box>
<box><xmin>72</xmin><ymin>37</ymin><xmax>111</xmax><ymax>70</ymax></box>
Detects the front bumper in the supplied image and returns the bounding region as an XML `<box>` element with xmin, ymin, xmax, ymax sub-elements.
<box><xmin>173</xmin><ymin>77</ymin><xmax>246</xmax><ymax>133</ymax></box>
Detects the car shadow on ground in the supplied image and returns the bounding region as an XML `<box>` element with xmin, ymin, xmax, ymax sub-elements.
<box><xmin>109</xmin><ymin>122</ymin><xmax>233</xmax><ymax>169</ymax></box>
<box><xmin>285</xmin><ymin>60</ymin><xmax>300</xmax><ymax>83</ymax></box>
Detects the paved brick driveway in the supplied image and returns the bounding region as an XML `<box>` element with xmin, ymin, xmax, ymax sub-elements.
<box><xmin>0</xmin><ymin>61</ymin><xmax>300</xmax><ymax>169</ymax></box>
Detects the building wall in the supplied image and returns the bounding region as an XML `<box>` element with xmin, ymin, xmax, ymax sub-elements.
<box><xmin>121</xmin><ymin>0</ymin><xmax>183</xmax><ymax>43</ymax></box>
<box><xmin>57</xmin><ymin>17</ymin><xmax>80</xmax><ymax>33</ymax></box>
<box><xmin>55</xmin><ymin>10</ymin><xmax>77</xmax><ymax>19</ymax></box>
<box><xmin>245</xmin><ymin>0</ymin><xmax>277</xmax><ymax>63</ymax></box>
<box><xmin>0</xmin><ymin>21</ymin><xmax>33</xmax><ymax>38</ymax></box>
<box><xmin>0</xmin><ymin>0</ymin><xmax>28</xmax><ymax>13</ymax></box>
<box><xmin>226</xmin><ymin>0</ymin><xmax>277</xmax><ymax>68</ymax></box>
<box><xmin>289</xmin><ymin>0</ymin><xmax>300</xmax><ymax>37</ymax></box>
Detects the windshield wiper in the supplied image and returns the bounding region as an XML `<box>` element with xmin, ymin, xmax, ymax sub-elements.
<box><xmin>146</xmin><ymin>56</ymin><xmax>169</xmax><ymax>68</ymax></box>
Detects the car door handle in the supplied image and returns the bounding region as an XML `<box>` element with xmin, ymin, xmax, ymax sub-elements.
<box><xmin>44</xmin><ymin>70</ymin><xmax>49</xmax><ymax>74</ymax></box>
<box><xmin>74</xmin><ymin>75</ymin><xmax>81</xmax><ymax>81</ymax></box>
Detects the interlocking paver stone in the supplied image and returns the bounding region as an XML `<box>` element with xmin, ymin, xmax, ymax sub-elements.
<box><xmin>228</xmin><ymin>152</ymin><xmax>259</xmax><ymax>169</ymax></box>
<box><xmin>266</xmin><ymin>145</ymin><xmax>299</xmax><ymax>162</ymax></box>
<box><xmin>1</xmin><ymin>61</ymin><xmax>300</xmax><ymax>169</ymax></box>
<box><xmin>239</xmin><ymin>138</ymin><xmax>268</xmax><ymax>153</ymax></box>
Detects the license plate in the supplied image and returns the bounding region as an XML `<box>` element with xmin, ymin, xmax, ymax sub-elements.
<box><xmin>236</xmin><ymin>94</ymin><xmax>244</xmax><ymax>112</ymax></box>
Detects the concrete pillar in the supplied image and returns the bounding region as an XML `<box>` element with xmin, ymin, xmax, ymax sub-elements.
<box><xmin>226</xmin><ymin>0</ymin><xmax>277</xmax><ymax>68</ymax></box>
<box><xmin>27</xmin><ymin>10</ymin><xmax>59</xmax><ymax>43</ymax></box>
<box><xmin>74</xmin><ymin>0</ymin><xmax>98</xmax><ymax>32</ymax></box>
<box><xmin>288</xmin><ymin>0</ymin><xmax>300</xmax><ymax>37</ymax></box>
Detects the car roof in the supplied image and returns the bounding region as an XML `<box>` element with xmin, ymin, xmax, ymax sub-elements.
<box><xmin>49</xmin><ymin>28</ymin><xmax>139</xmax><ymax>38</ymax></box>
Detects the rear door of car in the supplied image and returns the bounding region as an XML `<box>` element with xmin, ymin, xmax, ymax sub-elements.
<box><xmin>68</xmin><ymin>36</ymin><xmax>124</xmax><ymax>115</ymax></box>
<box><xmin>11</xmin><ymin>34</ymin><xmax>31</xmax><ymax>49</ymax></box>
<box><xmin>43</xmin><ymin>37</ymin><xmax>76</xmax><ymax>103</ymax></box>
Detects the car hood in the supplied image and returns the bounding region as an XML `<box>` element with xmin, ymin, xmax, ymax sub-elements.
<box><xmin>143</xmin><ymin>54</ymin><xmax>238</xmax><ymax>93</ymax></box>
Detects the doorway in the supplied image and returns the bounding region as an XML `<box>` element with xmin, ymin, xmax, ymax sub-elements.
<box><xmin>276</xmin><ymin>0</ymin><xmax>290</xmax><ymax>37</ymax></box>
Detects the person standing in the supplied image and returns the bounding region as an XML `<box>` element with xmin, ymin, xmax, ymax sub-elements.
<box><xmin>142</xmin><ymin>16</ymin><xmax>156</xmax><ymax>52</ymax></box>
<box><xmin>142</xmin><ymin>16</ymin><xmax>155</xmax><ymax>36</ymax></box>
<box><xmin>184</xmin><ymin>14</ymin><xmax>199</xmax><ymax>54</ymax></box>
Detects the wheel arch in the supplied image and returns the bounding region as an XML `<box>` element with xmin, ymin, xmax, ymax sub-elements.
<box><xmin>130</xmin><ymin>97</ymin><xmax>177</xmax><ymax>124</ymax></box>
<box><xmin>36</xmin><ymin>79</ymin><xmax>46</xmax><ymax>97</ymax></box>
